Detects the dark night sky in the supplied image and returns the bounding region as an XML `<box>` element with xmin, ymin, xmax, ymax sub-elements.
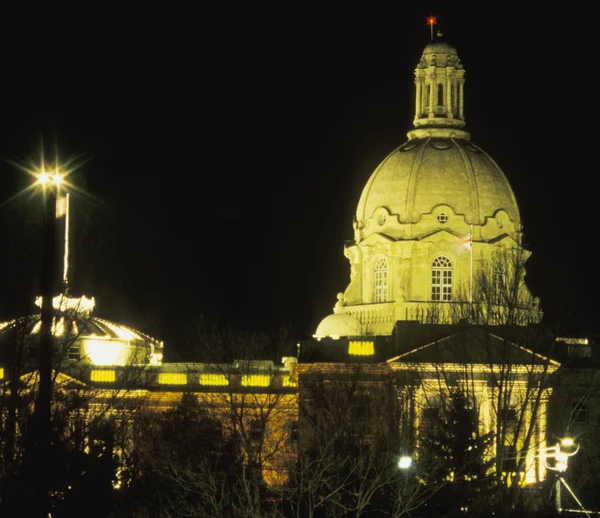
<box><xmin>0</xmin><ymin>7</ymin><xmax>596</xmax><ymax>359</ymax></box>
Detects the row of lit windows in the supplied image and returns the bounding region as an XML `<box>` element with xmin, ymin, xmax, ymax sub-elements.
<box><xmin>89</xmin><ymin>370</ymin><xmax>297</xmax><ymax>387</ymax></box>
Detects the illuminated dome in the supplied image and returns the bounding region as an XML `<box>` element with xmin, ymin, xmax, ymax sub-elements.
<box><xmin>314</xmin><ymin>35</ymin><xmax>541</xmax><ymax>337</ymax></box>
<box><xmin>0</xmin><ymin>295</ymin><xmax>163</xmax><ymax>367</ymax></box>
<box><xmin>314</xmin><ymin>313</ymin><xmax>362</xmax><ymax>339</ymax></box>
<box><xmin>356</xmin><ymin>138</ymin><xmax>521</xmax><ymax>237</ymax></box>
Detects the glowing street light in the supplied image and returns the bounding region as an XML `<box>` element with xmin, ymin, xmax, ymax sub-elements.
<box><xmin>398</xmin><ymin>455</ymin><xmax>412</xmax><ymax>470</ymax></box>
<box><xmin>36</xmin><ymin>169</ymin><xmax>63</xmax><ymax>186</ymax></box>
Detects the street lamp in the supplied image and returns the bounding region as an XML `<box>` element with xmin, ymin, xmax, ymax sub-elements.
<box><xmin>544</xmin><ymin>436</ymin><xmax>591</xmax><ymax>515</ymax></box>
<box><xmin>34</xmin><ymin>166</ymin><xmax>63</xmax><ymax>518</ymax></box>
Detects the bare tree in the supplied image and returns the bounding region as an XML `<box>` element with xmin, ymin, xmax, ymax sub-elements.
<box><xmin>285</xmin><ymin>364</ymin><xmax>448</xmax><ymax>518</ymax></box>
<box><xmin>389</xmin><ymin>248</ymin><xmax>560</xmax><ymax>515</ymax></box>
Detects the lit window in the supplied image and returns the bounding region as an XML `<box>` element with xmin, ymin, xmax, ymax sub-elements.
<box><xmin>241</xmin><ymin>374</ymin><xmax>271</xmax><ymax>387</ymax></box>
<box><xmin>437</xmin><ymin>212</ymin><xmax>448</xmax><ymax>223</ymax></box>
<box><xmin>374</xmin><ymin>257</ymin><xmax>388</xmax><ymax>303</ymax></box>
<box><xmin>348</xmin><ymin>341</ymin><xmax>375</xmax><ymax>356</ymax></box>
<box><xmin>432</xmin><ymin>256</ymin><xmax>452</xmax><ymax>301</ymax></box>
<box><xmin>198</xmin><ymin>373</ymin><xmax>229</xmax><ymax>386</ymax></box>
<box><xmin>158</xmin><ymin>372</ymin><xmax>187</xmax><ymax>385</ymax></box>
<box><xmin>571</xmin><ymin>399</ymin><xmax>588</xmax><ymax>424</ymax></box>
<box><xmin>0</xmin><ymin>367</ymin><xmax>4</xmax><ymax>380</ymax></box>
<box><xmin>91</xmin><ymin>369</ymin><xmax>116</xmax><ymax>383</ymax></box>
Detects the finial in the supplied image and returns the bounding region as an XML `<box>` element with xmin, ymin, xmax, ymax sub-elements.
<box><xmin>426</xmin><ymin>16</ymin><xmax>438</xmax><ymax>41</ymax></box>
<box><xmin>437</xmin><ymin>30</ymin><xmax>443</xmax><ymax>39</ymax></box>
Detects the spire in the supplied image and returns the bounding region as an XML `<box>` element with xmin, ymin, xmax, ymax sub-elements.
<box><xmin>408</xmin><ymin>30</ymin><xmax>470</xmax><ymax>141</ymax></box>
<box><xmin>426</xmin><ymin>16</ymin><xmax>437</xmax><ymax>41</ymax></box>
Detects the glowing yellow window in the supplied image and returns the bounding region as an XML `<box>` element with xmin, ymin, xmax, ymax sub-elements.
<box><xmin>158</xmin><ymin>372</ymin><xmax>187</xmax><ymax>385</ymax></box>
<box><xmin>348</xmin><ymin>341</ymin><xmax>375</xmax><ymax>356</ymax></box>
<box><xmin>282</xmin><ymin>375</ymin><xmax>297</xmax><ymax>387</ymax></box>
<box><xmin>0</xmin><ymin>367</ymin><xmax>4</xmax><ymax>380</ymax></box>
<box><xmin>199</xmin><ymin>373</ymin><xmax>229</xmax><ymax>386</ymax></box>
<box><xmin>91</xmin><ymin>369</ymin><xmax>116</xmax><ymax>382</ymax></box>
<box><xmin>241</xmin><ymin>374</ymin><xmax>271</xmax><ymax>387</ymax></box>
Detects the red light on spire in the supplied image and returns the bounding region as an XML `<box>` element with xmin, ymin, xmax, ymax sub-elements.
<box><xmin>425</xmin><ymin>15</ymin><xmax>438</xmax><ymax>40</ymax></box>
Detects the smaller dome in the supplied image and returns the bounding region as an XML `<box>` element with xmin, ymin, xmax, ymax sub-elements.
<box><xmin>423</xmin><ymin>41</ymin><xmax>457</xmax><ymax>56</ymax></box>
<box><xmin>314</xmin><ymin>313</ymin><xmax>361</xmax><ymax>339</ymax></box>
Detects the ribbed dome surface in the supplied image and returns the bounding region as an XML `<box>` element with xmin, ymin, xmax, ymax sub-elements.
<box><xmin>356</xmin><ymin>137</ymin><xmax>520</xmax><ymax>226</ymax></box>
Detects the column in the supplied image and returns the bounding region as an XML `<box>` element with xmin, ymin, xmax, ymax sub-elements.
<box><xmin>428</xmin><ymin>75</ymin><xmax>435</xmax><ymax>117</ymax></box>
<box><xmin>415</xmin><ymin>81</ymin><xmax>422</xmax><ymax>118</ymax></box>
<box><xmin>446</xmin><ymin>76</ymin><xmax>452</xmax><ymax>118</ymax></box>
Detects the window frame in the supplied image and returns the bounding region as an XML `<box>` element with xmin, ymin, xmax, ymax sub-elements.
<box><xmin>432</xmin><ymin>256</ymin><xmax>453</xmax><ymax>302</ymax></box>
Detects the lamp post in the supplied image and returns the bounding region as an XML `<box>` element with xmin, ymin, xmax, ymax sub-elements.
<box><xmin>544</xmin><ymin>436</ymin><xmax>590</xmax><ymax>515</ymax></box>
<box><xmin>35</xmin><ymin>169</ymin><xmax>62</xmax><ymax>518</ymax></box>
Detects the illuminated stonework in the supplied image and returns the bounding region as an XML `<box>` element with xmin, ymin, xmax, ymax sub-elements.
<box><xmin>315</xmin><ymin>37</ymin><xmax>542</xmax><ymax>338</ymax></box>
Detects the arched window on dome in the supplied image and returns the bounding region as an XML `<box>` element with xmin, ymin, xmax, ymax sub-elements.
<box><xmin>437</xmin><ymin>84</ymin><xmax>444</xmax><ymax>106</ymax></box>
<box><xmin>432</xmin><ymin>256</ymin><xmax>452</xmax><ymax>302</ymax></box>
<box><xmin>374</xmin><ymin>257</ymin><xmax>388</xmax><ymax>303</ymax></box>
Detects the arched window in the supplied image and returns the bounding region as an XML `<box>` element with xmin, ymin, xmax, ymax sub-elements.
<box><xmin>374</xmin><ymin>257</ymin><xmax>388</xmax><ymax>303</ymax></box>
<box><xmin>437</xmin><ymin>84</ymin><xmax>444</xmax><ymax>106</ymax></box>
<box><xmin>432</xmin><ymin>256</ymin><xmax>452</xmax><ymax>301</ymax></box>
